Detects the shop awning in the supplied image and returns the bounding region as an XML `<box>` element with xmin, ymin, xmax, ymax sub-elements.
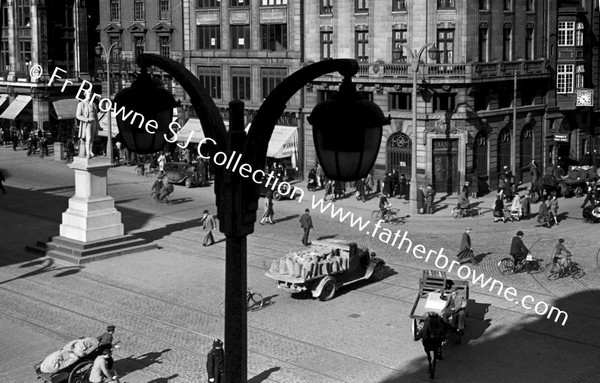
<box><xmin>177</xmin><ymin>118</ymin><xmax>229</xmax><ymax>144</ymax></box>
<box><xmin>0</xmin><ymin>94</ymin><xmax>9</xmax><ymax>109</ymax></box>
<box><xmin>97</xmin><ymin>111</ymin><xmax>120</xmax><ymax>138</ymax></box>
<box><xmin>244</xmin><ymin>124</ymin><xmax>298</xmax><ymax>159</ymax></box>
<box><xmin>52</xmin><ymin>99</ymin><xmax>80</xmax><ymax>120</ymax></box>
<box><xmin>0</xmin><ymin>95</ymin><xmax>32</xmax><ymax>120</ymax></box>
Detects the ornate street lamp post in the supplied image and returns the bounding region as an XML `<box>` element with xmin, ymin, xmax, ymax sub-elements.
<box><xmin>95</xmin><ymin>42</ymin><xmax>121</xmax><ymax>162</ymax></box>
<box><xmin>119</xmin><ymin>54</ymin><xmax>389</xmax><ymax>382</ymax></box>
<box><xmin>401</xmin><ymin>43</ymin><xmax>440</xmax><ymax>215</ymax></box>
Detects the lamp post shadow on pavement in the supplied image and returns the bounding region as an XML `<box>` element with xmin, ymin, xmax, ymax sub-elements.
<box><xmin>123</xmin><ymin>53</ymin><xmax>390</xmax><ymax>382</ymax></box>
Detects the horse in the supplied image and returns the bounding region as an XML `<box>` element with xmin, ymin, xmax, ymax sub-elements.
<box><xmin>416</xmin><ymin>312</ymin><xmax>453</xmax><ymax>379</ymax></box>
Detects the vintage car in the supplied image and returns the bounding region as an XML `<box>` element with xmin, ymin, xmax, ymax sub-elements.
<box><xmin>259</xmin><ymin>173</ymin><xmax>299</xmax><ymax>201</ymax></box>
<box><xmin>163</xmin><ymin>162</ymin><xmax>209</xmax><ymax>188</ymax></box>
<box><xmin>265</xmin><ymin>239</ymin><xmax>385</xmax><ymax>301</ymax></box>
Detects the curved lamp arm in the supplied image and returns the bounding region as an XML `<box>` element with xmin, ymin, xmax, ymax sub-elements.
<box><xmin>400</xmin><ymin>43</ymin><xmax>436</xmax><ymax>70</ymax></box>
<box><xmin>136</xmin><ymin>54</ymin><xmax>228</xmax><ymax>150</ymax></box>
<box><xmin>244</xmin><ymin>59</ymin><xmax>359</xmax><ymax>172</ymax></box>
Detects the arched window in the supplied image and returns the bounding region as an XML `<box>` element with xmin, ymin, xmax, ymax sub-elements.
<box><xmin>497</xmin><ymin>127</ymin><xmax>511</xmax><ymax>175</ymax></box>
<box><xmin>387</xmin><ymin>132</ymin><xmax>411</xmax><ymax>178</ymax></box>
<box><xmin>473</xmin><ymin>131</ymin><xmax>488</xmax><ymax>176</ymax></box>
<box><xmin>519</xmin><ymin>125</ymin><xmax>533</xmax><ymax>183</ymax></box>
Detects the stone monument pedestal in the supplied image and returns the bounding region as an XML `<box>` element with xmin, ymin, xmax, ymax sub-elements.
<box><xmin>60</xmin><ymin>156</ymin><xmax>124</xmax><ymax>241</ymax></box>
<box><xmin>27</xmin><ymin>156</ymin><xmax>157</xmax><ymax>264</ymax></box>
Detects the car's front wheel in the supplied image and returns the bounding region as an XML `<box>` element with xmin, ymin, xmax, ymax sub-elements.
<box><xmin>273</xmin><ymin>191</ymin><xmax>282</xmax><ymax>201</ymax></box>
<box><xmin>185</xmin><ymin>178</ymin><xmax>193</xmax><ymax>188</ymax></box>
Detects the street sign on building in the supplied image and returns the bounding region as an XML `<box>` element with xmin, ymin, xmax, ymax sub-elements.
<box><xmin>554</xmin><ymin>133</ymin><xmax>569</xmax><ymax>143</ymax></box>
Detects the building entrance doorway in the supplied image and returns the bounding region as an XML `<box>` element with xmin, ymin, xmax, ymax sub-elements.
<box><xmin>387</xmin><ymin>132</ymin><xmax>412</xmax><ymax>178</ymax></box>
<box><xmin>432</xmin><ymin>139</ymin><xmax>458</xmax><ymax>194</ymax></box>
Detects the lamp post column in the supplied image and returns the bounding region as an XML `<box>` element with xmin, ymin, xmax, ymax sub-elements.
<box><xmin>106</xmin><ymin>53</ymin><xmax>112</xmax><ymax>162</ymax></box>
<box><xmin>409</xmin><ymin>55</ymin><xmax>418</xmax><ymax>215</ymax></box>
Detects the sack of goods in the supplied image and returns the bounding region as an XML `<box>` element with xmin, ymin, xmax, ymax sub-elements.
<box><xmin>40</xmin><ymin>337</ymin><xmax>100</xmax><ymax>373</ymax></box>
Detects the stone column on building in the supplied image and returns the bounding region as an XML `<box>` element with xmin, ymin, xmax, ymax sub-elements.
<box><xmin>74</xmin><ymin>1</ymin><xmax>90</xmax><ymax>80</ymax></box>
<box><xmin>6</xmin><ymin>0</ymin><xmax>17</xmax><ymax>81</ymax></box>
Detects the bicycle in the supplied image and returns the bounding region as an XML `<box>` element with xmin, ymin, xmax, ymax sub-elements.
<box><xmin>371</xmin><ymin>208</ymin><xmax>404</xmax><ymax>224</ymax></box>
<box><xmin>219</xmin><ymin>288</ymin><xmax>264</xmax><ymax>316</ymax></box>
<box><xmin>497</xmin><ymin>255</ymin><xmax>545</xmax><ymax>275</ymax></box>
<box><xmin>547</xmin><ymin>258</ymin><xmax>585</xmax><ymax>280</ymax></box>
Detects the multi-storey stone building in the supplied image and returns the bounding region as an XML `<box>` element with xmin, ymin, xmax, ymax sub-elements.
<box><xmin>182</xmin><ymin>0</ymin><xmax>302</xmax><ymax>168</ymax></box>
<box><xmin>303</xmin><ymin>0</ymin><xmax>599</xmax><ymax>193</ymax></box>
<box><xmin>0</xmin><ymin>0</ymin><xmax>96</xmax><ymax>140</ymax></box>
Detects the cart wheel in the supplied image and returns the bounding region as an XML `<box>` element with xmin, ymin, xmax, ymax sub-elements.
<box><xmin>412</xmin><ymin>318</ymin><xmax>422</xmax><ymax>341</ymax></box>
<box><xmin>319</xmin><ymin>279</ymin><xmax>336</xmax><ymax>301</ymax></box>
<box><xmin>68</xmin><ymin>361</ymin><xmax>92</xmax><ymax>383</ymax></box>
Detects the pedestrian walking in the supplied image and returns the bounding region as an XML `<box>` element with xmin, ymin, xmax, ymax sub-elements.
<box><xmin>399</xmin><ymin>174</ymin><xmax>407</xmax><ymax>199</ymax></box>
<box><xmin>548</xmin><ymin>194</ymin><xmax>559</xmax><ymax>226</ymax></box>
<box><xmin>383</xmin><ymin>172</ymin><xmax>392</xmax><ymax>197</ymax></box>
<box><xmin>493</xmin><ymin>194</ymin><xmax>506</xmax><ymax>223</ymax></box>
<box><xmin>521</xmin><ymin>192</ymin><xmax>531</xmax><ymax>219</ymax></box>
<box><xmin>417</xmin><ymin>185</ymin><xmax>425</xmax><ymax>214</ymax></box>
<box><xmin>324</xmin><ymin>180</ymin><xmax>333</xmax><ymax>201</ymax></box>
<box><xmin>89</xmin><ymin>349</ymin><xmax>115</xmax><ymax>383</ymax></box>
<box><xmin>365</xmin><ymin>171</ymin><xmax>374</xmax><ymax>197</ymax></box>
<box><xmin>469</xmin><ymin>172</ymin><xmax>479</xmax><ymax>199</ymax></box>
<box><xmin>425</xmin><ymin>184</ymin><xmax>436</xmax><ymax>214</ymax></box>
<box><xmin>537</xmin><ymin>197</ymin><xmax>551</xmax><ymax>228</ymax></box>
<box><xmin>299</xmin><ymin>208</ymin><xmax>313</xmax><ymax>246</ymax></box>
<box><xmin>260</xmin><ymin>193</ymin><xmax>275</xmax><ymax>224</ymax></box>
<box><xmin>316</xmin><ymin>162</ymin><xmax>324</xmax><ymax>188</ymax></box>
<box><xmin>391</xmin><ymin>169</ymin><xmax>400</xmax><ymax>197</ymax></box>
<box><xmin>158</xmin><ymin>152</ymin><xmax>166</xmax><ymax>172</ymax></box>
<box><xmin>201</xmin><ymin>210</ymin><xmax>216</xmax><ymax>246</ymax></box>
<box><xmin>0</xmin><ymin>170</ymin><xmax>6</xmax><ymax>194</ymax></box>
<box><xmin>456</xmin><ymin>228</ymin><xmax>477</xmax><ymax>265</ymax></box>
<box><xmin>206</xmin><ymin>339</ymin><xmax>224</xmax><ymax>383</ymax></box>
<box><xmin>96</xmin><ymin>325</ymin><xmax>116</xmax><ymax>369</ymax></box>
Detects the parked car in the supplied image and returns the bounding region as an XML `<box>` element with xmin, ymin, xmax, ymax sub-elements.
<box><xmin>259</xmin><ymin>173</ymin><xmax>298</xmax><ymax>200</ymax></box>
<box><xmin>265</xmin><ymin>239</ymin><xmax>386</xmax><ymax>301</ymax></box>
<box><xmin>163</xmin><ymin>162</ymin><xmax>209</xmax><ymax>188</ymax></box>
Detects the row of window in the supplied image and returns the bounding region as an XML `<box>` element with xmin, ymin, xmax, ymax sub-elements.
<box><xmin>197</xmin><ymin>24</ymin><xmax>287</xmax><ymax>51</ymax></box>
<box><xmin>1</xmin><ymin>0</ymin><xmax>30</xmax><ymax>28</ymax></box>
<box><xmin>197</xmin><ymin>0</ymin><xmax>287</xmax><ymax>8</ymax></box>
<box><xmin>110</xmin><ymin>0</ymin><xmax>171</xmax><ymax>22</ymax></box>
<box><xmin>197</xmin><ymin>66</ymin><xmax>287</xmax><ymax>100</ymax></box>
<box><xmin>318</xmin><ymin>0</ymin><xmax>536</xmax><ymax>15</ymax></box>
<box><xmin>558</xmin><ymin>21</ymin><xmax>585</xmax><ymax>47</ymax></box>
<box><xmin>106</xmin><ymin>35</ymin><xmax>172</xmax><ymax>59</ymax></box>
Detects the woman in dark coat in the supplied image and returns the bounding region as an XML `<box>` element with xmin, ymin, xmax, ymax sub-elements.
<box><xmin>493</xmin><ymin>194</ymin><xmax>506</xmax><ymax>223</ymax></box>
<box><xmin>425</xmin><ymin>185</ymin><xmax>435</xmax><ymax>214</ymax></box>
<box><xmin>382</xmin><ymin>172</ymin><xmax>392</xmax><ymax>197</ymax></box>
<box><xmin>521</xmin><ymin>192</ymin><xmax>531</xmax><ymax>219</ymax></box>
<box><xmin>537</xmin><ymin>197</ymin><xmax>551</xmax><ymax>227</ymax></box>
<box><xmin>469</xmin><ymin>172</ymin><xmax>480</xmax><ymax>199</ymax></box>
<box><xmin>417</xmin><ymin>185</ymin><xmax>425</xmax><ymax>214</ymax></box>
<box><xmin>206</xmin><ymin>339</ymin><xmax>224</xmax><ymax>383</ymax></box>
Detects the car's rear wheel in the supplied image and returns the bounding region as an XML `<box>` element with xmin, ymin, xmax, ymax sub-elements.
<box><xmin>185</xmin><ymin>178</ymin><xmax>193</xmax><ymax>188</ymax></box>
<box><xmin>273</xmin><ymin>191</ymin><xmax>282</xmax><ymax>201</ymax></box>
<box><xmin>370</xmin><ymin>262</ymin><xmax>385</xmax><ymax>282</ymax></box>
<box><xmin>319</xmin><ymin>279</ymin><xmax>336</xmax><ymax>301</ymax></box>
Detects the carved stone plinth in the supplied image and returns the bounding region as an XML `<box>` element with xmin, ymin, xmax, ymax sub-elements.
<box><xmin>59</xmin><ymin>156</ymin><xmax>124</xmax><ymax>242</ymax></box>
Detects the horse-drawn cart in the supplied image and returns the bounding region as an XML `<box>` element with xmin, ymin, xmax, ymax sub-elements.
<box><xmin>410</xmin><ymin>270</ymin><xmax>469</xmax><ymax>343</ymax></box>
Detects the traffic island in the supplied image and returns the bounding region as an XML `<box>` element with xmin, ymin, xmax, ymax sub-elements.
<box><xmin>26</xmin><ymin>156</ymin><xmax>157</xmax><ymax>264</ymax></box>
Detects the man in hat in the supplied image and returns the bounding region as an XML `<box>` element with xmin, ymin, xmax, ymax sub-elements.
<box><xmin>206</xmin><ymin>339</ymin><xmax>224</xmax><ymax>383</ymax></box>
<box><xmin>456</xmin><ymin>228</ymin><xmax>477</xmax><ymax>265</ymax></box>
<box><xmin>89</xmin><ymin>348</ymin><xmax>116</xmax><ymax>383</ymax></box>
<box><xmin>299</xmin><ymin>208</ymin><xmax>313</xmax><ymax>246</ymax></box>
<box><xmin>201</xmin><ymin>210</ymin><xmax>216</xmax><ymax>247</ymax></box>
<box><xmin>510</xmin><ymin>231</ymin><xmax>530</xmax><ymax>266</ymax></box>
<box><xmin>97</xmin><ymin>325</ymin><xmax>116</xmax><ymax>369</ymax></box>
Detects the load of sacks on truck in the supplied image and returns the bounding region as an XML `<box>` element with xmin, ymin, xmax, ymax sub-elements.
<box><xmin>269</xmin><ymin>245</ymin><xmax>350</xmax><ymax>280</ymax></box>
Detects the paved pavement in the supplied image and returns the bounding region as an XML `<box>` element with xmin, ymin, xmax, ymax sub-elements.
<box><xmin>1</xmin><ymin>147</ymin><xmax>600</xmax><ymax>383</ymax></box>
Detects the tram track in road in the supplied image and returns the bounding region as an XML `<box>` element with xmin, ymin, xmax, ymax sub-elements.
<box><xmin>0</xmin><ymin>261</ymin><xmax>419</xmax><ymax>383</ymax></box>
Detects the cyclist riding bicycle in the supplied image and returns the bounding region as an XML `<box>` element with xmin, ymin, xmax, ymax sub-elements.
<box><xmin>553</xmin><ymin>238</ymin><xmax>572</xmax><ymax>272</ymax></box>
<box><xmin>509</xmin><ymin>231</ymin><xmax>530</xmax><ymax>266</ymax></box>
<box><xmin>379</xmin><ymin>193</ymin><xmax>392</xmax><ymax>221</ymax></box>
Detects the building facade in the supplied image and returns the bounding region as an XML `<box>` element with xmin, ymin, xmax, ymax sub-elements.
<box><xmin>303</xmin><ymin>0</ymin><xmax>599</xmax><ymax>194</ymax></box>
<box><xmin>182</xmin><ymin>0</ymin><xmax>303</xmax><ymax>169</ymax></box>
<box><xmin>0</xmin><ymin>0</ymin><xmax>96</xmax><ymax>140</ymax></box>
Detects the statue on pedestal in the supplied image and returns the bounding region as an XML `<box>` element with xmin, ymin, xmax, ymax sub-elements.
<box><xmin>76</xmin><ymin>90</ymin><xmax>100</xmax><ymax>158</ymax></box>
